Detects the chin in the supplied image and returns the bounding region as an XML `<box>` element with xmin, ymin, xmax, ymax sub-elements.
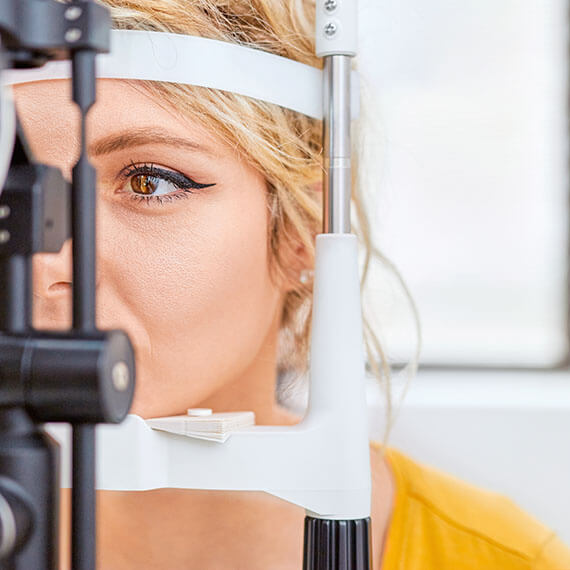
<box><xmin>128</xmin><ymin>395</ymin><xmax>187</xmax><ymax>419</ymax></box>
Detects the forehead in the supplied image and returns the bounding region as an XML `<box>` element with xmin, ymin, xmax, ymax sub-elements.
<box><xmin>12</xmin><ymin>79</ymin><xmax>221</xmax><ymax>161</ymax></box>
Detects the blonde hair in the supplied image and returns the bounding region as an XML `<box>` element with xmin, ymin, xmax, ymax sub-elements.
<box><xmin>96</xmin><ymin>0</ymin><xmax>420</xmax><ymax>437</ymax></box>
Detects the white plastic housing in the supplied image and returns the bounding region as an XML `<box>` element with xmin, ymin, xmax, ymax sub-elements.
<box><xmin>4</xmin><ymin>30</ymin><xmax>362</xmax><ymax>120</ymax></box>
<box><xmin>47</xmin><ymin>234</ymin><xmax>371</xmax><ymax>519</ymax></box>
<box><xmin>316</xmin><ymin>0</ymin><xmax>358</xmax><ymax>57</ymax></box>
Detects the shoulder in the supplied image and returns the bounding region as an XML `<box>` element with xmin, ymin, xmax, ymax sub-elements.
<box><xmin>371</xmin><ymin>444</ymin><xmax>570</xmax><ymax>570</ymax></box>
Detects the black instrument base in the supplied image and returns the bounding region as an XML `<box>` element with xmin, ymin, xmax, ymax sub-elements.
<box><xmin>303</xmin><ymin>516</ymin><xmax>371</xmax><ymax>570</ymax></box>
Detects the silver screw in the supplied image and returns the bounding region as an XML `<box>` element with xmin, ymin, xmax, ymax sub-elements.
<box><xmin>324</xmin><ymin>21</ymin><xmax>338</xmax><ymax>38</ymax></box>
<box><xmin>65</xmin><ymin>28</ymin><xmax>82</xmax><ymax>43</ymax></box>
<box><xmin>0</xmin><ymin>206</ymin><xmax>10</xmax><ymax>219</ymax></box>
<box><xmin>65</xmin><ymin>6</ymin><xmax>83</xmax><ymax>21</ymax></box>
<box><xmin>0</xmin><ymin>230</ymin><xmax>10</xmax><ymax>245</ymax></box>
<box><xmin>112</xmin><ymin>362</ymin><xmax>130</xmax><ymax>392</ymax></box>
<box><xmin>324</xmin><ymin>0</ymin><xmax>338</xmax><ymax>12</ymax></box>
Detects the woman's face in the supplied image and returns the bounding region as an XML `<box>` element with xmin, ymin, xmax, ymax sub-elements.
<box><xmin>13</xmin><ymin>80</ymin><xmax>289</xmax><ymax>419</ymax></box>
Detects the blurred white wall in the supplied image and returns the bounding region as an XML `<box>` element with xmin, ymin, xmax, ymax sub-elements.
<box><xmin>358</xmin><ymin>0</ymin><xmax>570</xmax><ymax>548</ymax></box>
<box><xmin>358</xmin><ymin>0</ymin><xmax>568</xmax><ymax>365</ymax></box>
<box><xmin>368</xmin><ymin>371</ymin><xmax>570</xmax><ymax>545</ymax></box>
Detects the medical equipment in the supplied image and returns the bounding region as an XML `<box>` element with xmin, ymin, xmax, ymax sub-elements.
<box><xmin>0</xmin><ymin>1</ymin><xmax>372</xmax><ymax>568</ymax></box>
<box><xmin>0</xmin><ymin>2</ymin><xmax>135</xmax><ymax>568</ymax></box>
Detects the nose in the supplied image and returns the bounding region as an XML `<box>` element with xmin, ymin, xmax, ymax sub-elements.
<box><xmin>33</xmin><ymin>239</ymin><xmax>73</xmax><ymax>329</ymax></box>
<box><xmin>33</xmin><ymin>237</ymin><xmax>105</xmax><ymax>330</ymax></box>
<box><xmin>33</xmin><ymin>238</ymin><xmax>73</xmax><ymax>298</ymax></box>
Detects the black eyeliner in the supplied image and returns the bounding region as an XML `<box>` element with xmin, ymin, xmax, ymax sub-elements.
<box><xmin>120</xmin><ymin>162</ymin><xmax>216</xmax><ymax>191</ymax></box>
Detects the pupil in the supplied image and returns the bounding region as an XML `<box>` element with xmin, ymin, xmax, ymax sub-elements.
<box><xmin>131</xmin><ymin>174</ymin><xmax>157</xmax><ymax>195</ymax></box>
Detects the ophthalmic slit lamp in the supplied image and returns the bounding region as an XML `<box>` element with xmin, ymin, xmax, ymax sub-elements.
<box><xmin>0</xmin><ymin>1</ymin><xmax>371</xmax><ymax>568</ymax></box>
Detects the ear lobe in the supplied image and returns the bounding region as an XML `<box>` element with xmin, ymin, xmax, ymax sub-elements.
<box><xmin>277</xmin><ymin>234</ymin><xmax>313</xmax><ymax>293</ymax></box>
<box><xmin>311</xmin><ymin>180</ymin><xmax>323</xmax><ymax>194</ymax></box>
<box><xmin>276</xmin><ymin>182</ymin><xmax>321</xmax><ymax>291</ymax></box>
<box><xmin>285</xmin><ymin>243</ymin><xmax>308</xmax><ymax>283</ymax></box>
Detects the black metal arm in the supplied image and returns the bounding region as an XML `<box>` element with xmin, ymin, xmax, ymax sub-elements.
<box><xmin>0</xmin><ymin>2</ymin><xmax>135</xmax><ymax>569</ymax></box>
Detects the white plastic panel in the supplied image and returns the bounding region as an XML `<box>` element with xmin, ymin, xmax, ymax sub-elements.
<box><xmin>316</xmin><ymin>0</ymin><xmax>358</xmax><ymax>57</ymax></box>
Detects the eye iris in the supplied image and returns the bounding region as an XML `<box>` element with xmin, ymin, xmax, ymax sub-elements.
<box><xmin>131</xmin><ymin>174</ymin><xmax>158</xmax><ymax>195</ymax></box>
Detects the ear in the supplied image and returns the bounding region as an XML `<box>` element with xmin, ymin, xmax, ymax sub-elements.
<box><xmin>273</xmin><ymin>180</ymin><xmax>322</xmax><ymax>293</ymax></box>
<box><xmin>277</xmin><ymin>233</ymin><xmax>313</xmax><ymax>293</ymax></box>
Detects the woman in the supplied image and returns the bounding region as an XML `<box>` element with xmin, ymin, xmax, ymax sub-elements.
<box><xmin>11</xmin><ymin>0</ymin><xmax>570</xmax><ymax>568</ymax></box>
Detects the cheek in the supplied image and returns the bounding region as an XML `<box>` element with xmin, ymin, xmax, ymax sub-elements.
<box><xmin>95</xmin><ymin>185</ymin><xmax>280</xmax><ymax>382</ymax></box>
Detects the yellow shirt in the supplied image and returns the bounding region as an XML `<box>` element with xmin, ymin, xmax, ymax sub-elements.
<box><xmin>378</xmin><ymin>447</ymin><xmax>570</xmax><ymax>569</ymax></box>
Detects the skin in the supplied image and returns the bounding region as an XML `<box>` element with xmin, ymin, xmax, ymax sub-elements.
<box><xmin>13</xmin><ymin>80</ymin><xmax>395</xmax><ymax>569</ymax></box>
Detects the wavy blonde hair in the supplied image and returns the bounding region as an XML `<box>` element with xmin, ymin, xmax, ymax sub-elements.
<box><xmin>95</xmin><ymin>0</ymin><xmax>419</xmax><ymax>436</ymax></box>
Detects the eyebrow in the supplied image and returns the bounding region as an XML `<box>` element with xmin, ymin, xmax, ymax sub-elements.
<box><xmin>88</xmin><ymin>128</ymin><xmax>215</xmax><ymax>158</ymax></box>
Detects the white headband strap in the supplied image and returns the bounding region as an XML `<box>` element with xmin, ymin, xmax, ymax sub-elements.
<box><xmin>3</xmin><ymin>29</ymin><xmax>359</xmax><ymax>120</ymax></box>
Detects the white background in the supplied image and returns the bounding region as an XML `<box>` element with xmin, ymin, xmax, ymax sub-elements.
<box><xmin>358</xmin><ymin>0</ymin><xmax>570</xmax><ymax>545</ymax></box>
<box><xmin>358</xmin><ymin>0</ymin><xmax>568</xmax><ymax>366</ymax></box>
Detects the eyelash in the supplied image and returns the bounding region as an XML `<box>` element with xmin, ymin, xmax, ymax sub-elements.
<box><xmin>118</xmin><ymin>161</ymin><xmax>215</xmax><ymax>205</ymax></box>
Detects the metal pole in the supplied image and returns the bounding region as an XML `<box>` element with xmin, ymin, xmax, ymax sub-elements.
<box><xmin>0</xmin><ymin>256</ymin><xmax>30</xmax><ymax>333</ymax></box>
<box><xmin>323</xmin><ymin>55</ymin><xmax>352</xmax><ymax>234</ymax></box>
<box><xmin>305</xmin><ymin>2</ymin><xmax>372</xmax><ymax>569</ymax></box>
<box><xmin>70</xmin><ymin>48</ymin><xmax>97</xmax><ymax>570</ymax></box>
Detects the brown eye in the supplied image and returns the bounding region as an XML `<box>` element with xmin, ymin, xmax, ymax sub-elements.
<box><xmin>130</xmin><ymin>174</ymin><xmax>158</xmax><ymax>195</ymax></box>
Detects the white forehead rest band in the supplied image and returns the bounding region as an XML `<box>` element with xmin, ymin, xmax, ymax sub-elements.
<box><xmin>3</xmin><ymin>29</ymin><xmax>359</xmax><ymax>120</ymax></box>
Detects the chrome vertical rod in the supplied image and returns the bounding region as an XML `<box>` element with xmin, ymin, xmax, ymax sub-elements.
<box><xmin>323</xmin><ymin>55</ymin><xmax>352</xmax><ymax>234</ymax></box>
